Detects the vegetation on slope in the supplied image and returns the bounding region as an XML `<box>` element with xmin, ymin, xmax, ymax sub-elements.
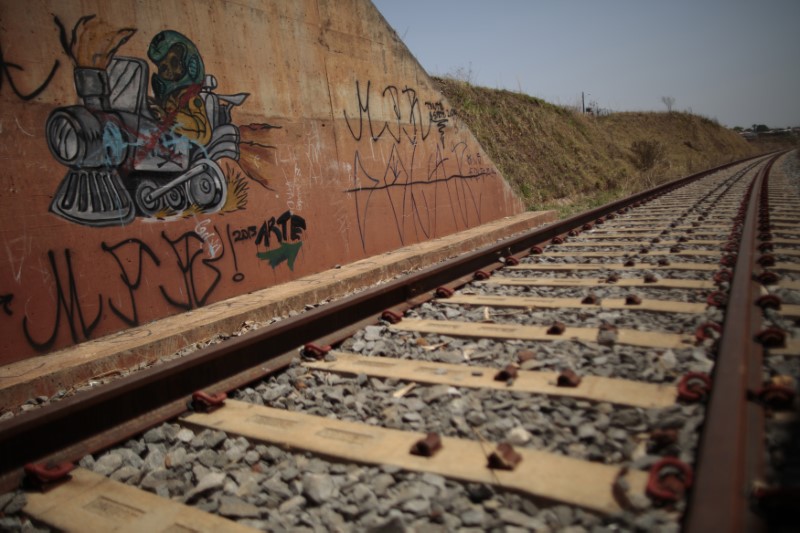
<box><xmin>435</xmin><ymin>77</ymin><xmax>771</xmax><ymax>216</ymax></box>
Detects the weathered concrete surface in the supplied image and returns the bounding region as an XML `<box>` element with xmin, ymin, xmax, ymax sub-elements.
<box><xmin>0</xmin><ymin>0</ymin><xmax>524</xmax><ymax>365</ymax></box>
<box><xmin>0</xmin><ymin>210</ymin><xmax>555</xmax><ymax>409</ymax></box>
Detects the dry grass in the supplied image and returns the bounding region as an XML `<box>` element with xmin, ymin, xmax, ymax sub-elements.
<box><xmin>436</xmin><ymin>77</ymin><xmax>775</xmax><ymax>216</ymax></box>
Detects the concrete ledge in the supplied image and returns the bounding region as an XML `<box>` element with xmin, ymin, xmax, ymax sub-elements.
<box><xmin>0</xmin><ymin>210</ymin><xmax>556</xmax><ymax>409</ymax></box>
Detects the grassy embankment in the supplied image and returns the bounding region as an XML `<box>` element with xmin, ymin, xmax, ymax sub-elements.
<box><xmin>436</xmin><ymin>77</ymin><xmax>789</xmax><ymax>217</ymax></box>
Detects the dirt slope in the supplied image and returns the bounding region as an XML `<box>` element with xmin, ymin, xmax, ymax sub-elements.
<box><xmin>436</xmin><ymin>77</ymin><xmax>764</xmax><ymax>215</ymax></box>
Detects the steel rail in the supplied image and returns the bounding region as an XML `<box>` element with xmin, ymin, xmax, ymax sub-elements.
<box><xmin>684</xmin><ymin>153</ymin><xmax>781</xmax><ymax>532</ymax></box>
<box><xmin>0</xmin><ymin>155</ymin><xmax>767</xmax><ymax>493</ymax></box>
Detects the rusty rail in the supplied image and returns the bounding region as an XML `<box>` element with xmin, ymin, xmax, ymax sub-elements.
<box><xmin>0</xmin><ymin>155</ymin><xmax>768</xmax><ymax>493</ymax></box>
<box><xmin>684</xmin><ymin>153</ymin><xmax>781</xmax><ymax>532</ymax></box>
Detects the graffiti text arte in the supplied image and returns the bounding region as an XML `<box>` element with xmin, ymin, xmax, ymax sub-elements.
<box><xmin>250</xmin><ymin>211</ymin><xmax>307</xmax><ymax>271</ymax></box>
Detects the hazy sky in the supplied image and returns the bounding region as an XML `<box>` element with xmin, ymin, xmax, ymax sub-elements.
<box><xmin>373</xmin><ymin>0</ymin><xmax>800</xmax><ymax>128</ymax></box>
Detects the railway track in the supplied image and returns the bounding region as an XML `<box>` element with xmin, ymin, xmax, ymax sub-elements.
<box><xmin>1</xmin><ymin>152</ymin><xmax>798</xmax><ymax>531</ymax></box>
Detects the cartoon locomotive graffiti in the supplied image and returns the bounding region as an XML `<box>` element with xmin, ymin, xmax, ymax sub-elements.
<box><xmin>46</xmin><ymin>29</ymin><xmax>249</xmax><ymax>227</ymax></box>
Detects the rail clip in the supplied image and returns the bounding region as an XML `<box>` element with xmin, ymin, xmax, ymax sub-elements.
<box><xmin>677</xmin><ymin>372</ymin><xmax>711</xmax><ymax>402</ymax></box>
<box><xmin>557</xmin><ymin>369</ymin><xmax>581</xmax><ymax>388</ymax></box>
<box><xmin>487</xmin><ymin>442</ymin><xmax>522</xmax><ymax>470</ymax></box>
<box><xmin>410</xmin><ymin>432</ymin><xmax>443</xmax><ymax>457</ymax></box>
<box><xmin>494</xmin><ymin>364</ymin><xmax>519</xmax><ymax>382</ymax></box>
<box><xmin>755</xmin><ymin>294</ymin><xmax>782</xmax><ymax>310</ymax></box>
<box><xmin>191</xmin><ymin>390</ymin><xmax>227</xmax><ymax>413</ymax></box>
<box><xmin>302</xmin><ymin>343</ymin><xmax>332</xmax><ymax>359</ymax></box>
<box><xmin>24</xmin><ymin>461</ymin><xmax>75</xmax><ymax>492</ymax></box>
<box><xmin>749</xmin><ymin>381</ymin><xmax>796</xmax><ymax>411</ymax></box>
<box><xmin>381</xmin><ymin>310</ymin><xmax>404</xmax><ymax>324</ymax></box>
<box><xmin>646</xmin><ymin>457</ymin><xmax>693</xmax><ymax>503</ymax></box>
<box><xmin>755</xmin><ymin>327</ymin><xmax>787</xmax><ymax>348</ymax></box>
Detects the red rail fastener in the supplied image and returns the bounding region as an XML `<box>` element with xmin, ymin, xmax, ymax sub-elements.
<box><xmin>755</xmin><ymin>327</ymin><xmax>787</xmax><ymax>348</ymax></box>
<box><xmin>557</xmin><ymin>369</ymin><xmax>582</xmax><ymax>387</ymax></box>
<box><xmin>651</xmin><ymin>237</ymin><xmax>661</xmax><ymax>244</ymax></box>
<box><xmin>581</xmin><ymin>294</ymin><xmax>600</xmax><ymax>305</ymax></box>
<box><xmin>758</xmin><ymin>232</ymin><xmax>772</xmax><ymax>242</ymax></box>
<box><xmin>706</xmin><ymin>291</ymin><xmax>727</xmax><ymax>308</ymax></box>
<box><xmin>755</xmin><ymin>271</ymin><xmax>780</xmax><ymax>285</ymax></box>
<box><xmin>487</xmin><ymin>442</ymin><xmax>522</xmax><ymax>470</ymax></box>
<box><xmin>755</xmin><ymin>294</ymin><xmax>782</xmax><ymax>310</ymax></box>
<box><xmin>191</xmin><ymin>391</ymin><xmax>227</xmax><ymax>413</ymax></box>
<box><xmin>695</xmin><ymin>322</ymin><xmax>722</xmax><ymax>343</ymax></box>
<box><xmin>582</xmin><ymin>223</ymin><xmax>593</xmax><ymax>231</ymax></box>
<box><xmin>303</xmin><ymin>343</ymin><xmax>332</xmax><ymax>359</ymax></box>
<box><xmin>494</xmin><ymin>364</ymin><xmax>519</xmax><ymax>382</ymax></box>
<box><xmin>677</xmin><ymin>236</ymin><xmax>689</xmax><ymax>243</ymax></box>
<box><xmin>474</xmin><ymin>270</ymin><xmax>491</xmax><ymax>280</ymax></box>
<box><xmin>657</xmin><ymin>258</ymin><xmax>670</xmax><ymax>267</ymax></box>
<box><xmin>381</xmin><ymin>310</ymin><xmax>404</xmax><ymax>324</ymax></box>
<box><xmin>713</xmin><ymin>269</ymin><xmax>732</xmax><ymax>284</ymax></box>
<box><xmin>435</xmin><ymin>287</ymin><xmax>454</xmax><ymax>298</ymax></box>
<box><xmin>568</xmin><ymin>229</ymin><xmax>580</xmax><ymax>237</ymax></box>
<box><xmin>624</xmin><ymin>259</ymin><xmax>636</xmax><ymax>267</ymax></box>
<box><xmin>551</xmin><ymin>236</ymin><xmax>564</xmax><ymax>245</ymax></box>
<box><xmin>410</xmin><ymin>432</ymin><xmax>443</xmax><ymax>457</ymax></box>
<box><xmin>531</xmin><ymin>246</ymin><xmax>544</xmax><ymax>255</ymax></box>
<box><xmin>24</xmin><ymin>461</ymin><xmax>75</xmax><ymax>491</ymax></box>
<box><xmin>723</xmin><ymin>242</ymin><xmax>739</xmax><ymax>252</ymax></box>
<box><xmin>605</xmin><ymin>274</ymin><xmax>620</xmax><ymax>283</ymax></box>
<box><xmin>606</xmin><ymin>213</ymin><xmax>616</xmax><ymax>220</ymax></box>
<box><xmin>547</xmin><ymin>321</ymin><xmax>566</xmax><ymax>335</ymax></box>
<box><xmin>678</xmin><ymin>372</ymin><xmax>712</xmax><ymax>402</ymax></box>
<box><xmin>639</xmin><ymin>248</ymin><xmax>649</xmax><ymax>255</ymax></box>
<box><xmin>757</xmin><ymin>254</ymin><xmax>776</xmax><ymax>267</ymax></box>
<box><xmin>720</xmin><ymin>254</ymin><xmax>737</xmax><ymax>267</ymax></box>
<box><xmin>625</xmin><ymin>294</ymin><xmax>642</xmax><ymax>305</ymax></box>
<box><xmin>503</xmin><ymin>256</ymin><xmax>520</xmax><ymax>266</ymax></box>
<box><xmin>643</xmin><ymin>273</ymin><xmax>659</xmax><ymax>283</ymax></box>
<box><xmin>758</xmin><ymin>242</ymin><xmax>774</xmax><ymax>252</ymax></box>
<box><xmin>646</xmin><ymin>457</ymin><xmax>694</xmax><ymax>503</ymax></box>
<box><xmin>595</xmin><ymin>217</ymin><xmax>605</xmax><ymax>225</ymax></box>
<box><xmin>749</xmin><ymin>383</ymin><xmax>796</xmax><ymax>411</ymax></box>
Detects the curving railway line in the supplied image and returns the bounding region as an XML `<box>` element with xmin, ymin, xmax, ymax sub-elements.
<box><xmin>1</xmin><ymin>152</ymin><xmax>798</xmax><ymax>531</ymax></box>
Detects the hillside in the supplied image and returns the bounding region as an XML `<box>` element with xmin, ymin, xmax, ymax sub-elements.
<box><xmin>435</xmin><ymin>77</ymin><xmax>766</xmax><ymax>215</ymax></box>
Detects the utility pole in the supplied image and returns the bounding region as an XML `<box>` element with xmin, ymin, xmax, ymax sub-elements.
<box><xmin>582</xmin><ymin>92</ymin><xmax>585</xmax><ymax>114</ymax></box>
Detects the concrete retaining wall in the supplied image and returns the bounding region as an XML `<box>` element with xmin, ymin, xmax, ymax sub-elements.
<box><xmin>0</xmin><ymin>0</ymin><xmax>523</xmax><ymax>364</ymax></box>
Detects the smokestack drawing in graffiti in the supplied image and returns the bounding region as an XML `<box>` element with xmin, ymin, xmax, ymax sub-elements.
<box><xmin>46</xmin><ymin>18</ymin><xmax>249</xmax><ymax>227</ymax></box>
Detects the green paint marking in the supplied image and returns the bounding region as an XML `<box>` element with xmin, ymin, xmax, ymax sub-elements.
<box><xmin>257</xmin><ymin>241</ymin><xmax>303</xmax><ymax>270</ymax></box>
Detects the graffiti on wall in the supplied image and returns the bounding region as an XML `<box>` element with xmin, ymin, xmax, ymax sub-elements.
<box><xmin>16</xmin><ymin>208</ymin><xmax>305</xmax><ymax>352</ymax></box>
<box><xmin>0</xmin><ymin>42</ymin><xmax>60</xmax><ymax>101</ymax></box>
<box><xmin>43</xmin><ymin>15</ymin><xmax>282</xmax><ymax>227</ymax></box>
<box><xmin>343</xmin><ymin>80</ymin><xmax>497</xmax><ymax>252</ymax></box>
<box><xmin>0</xmin><ymin>13</ymin><xmax>315</xmax><ymax>357</ymax></box>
